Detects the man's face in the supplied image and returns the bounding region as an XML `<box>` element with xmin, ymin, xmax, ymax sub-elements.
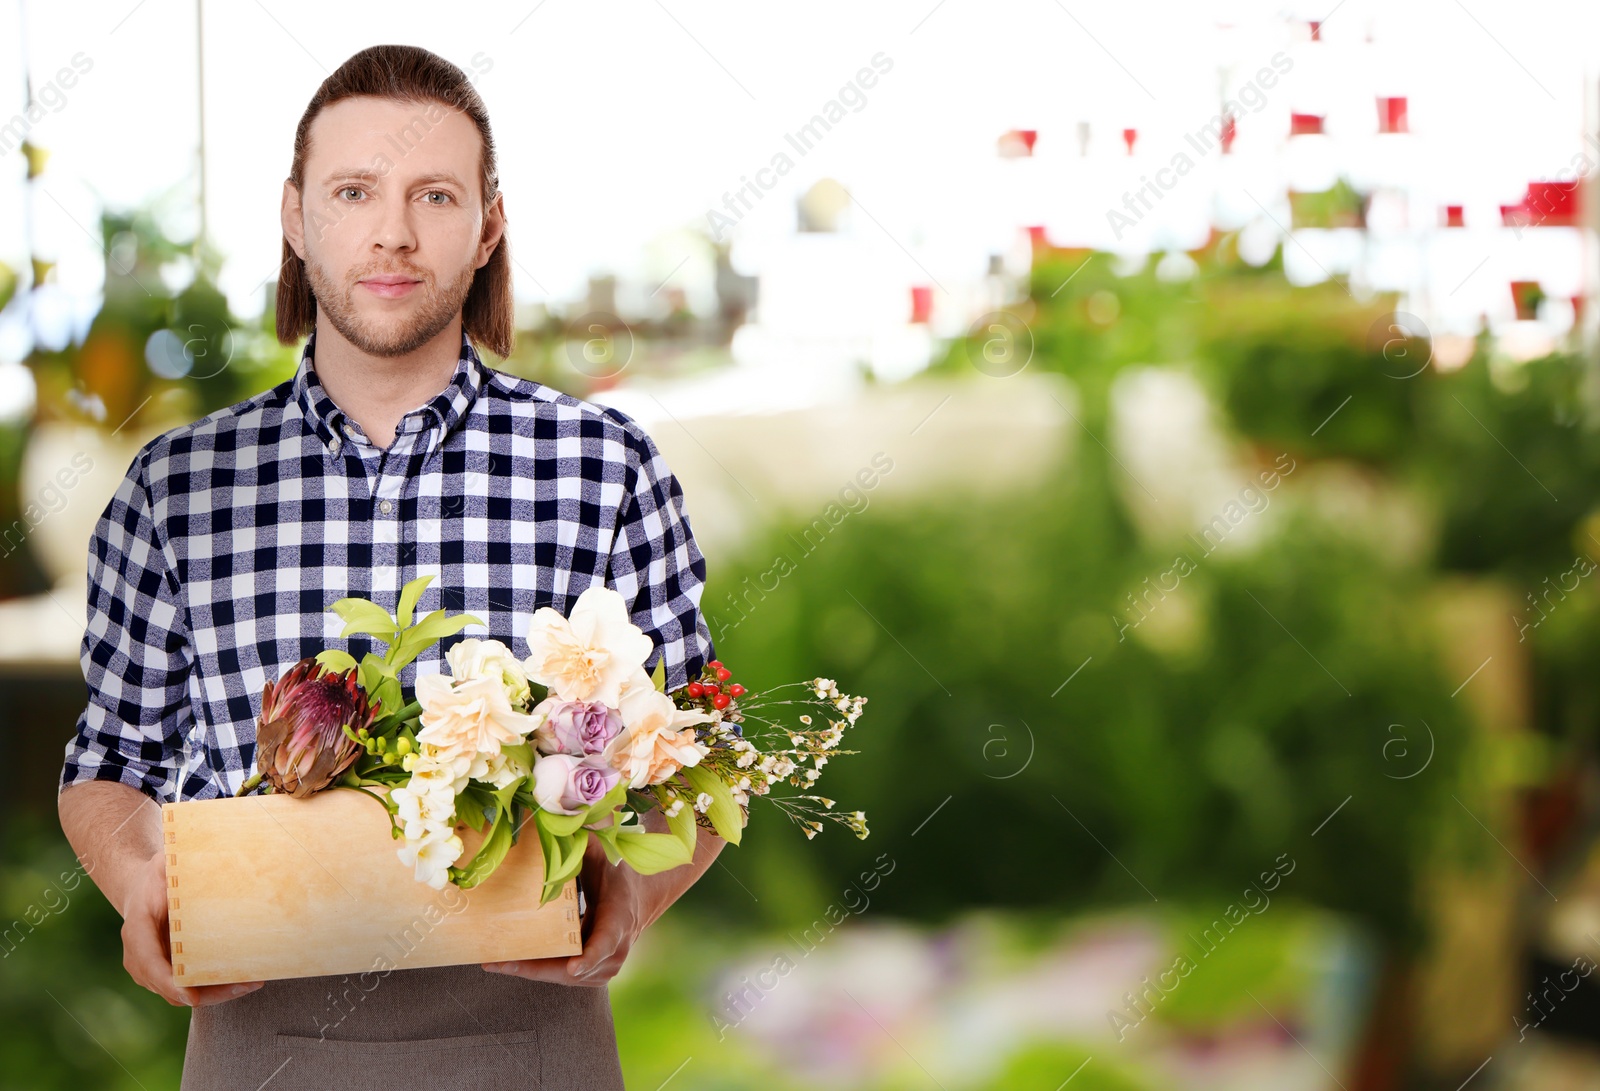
<box><xmin>282</xmin><ymin>95</ymin><xmax>503</xmax><ymax>358</ymax></box>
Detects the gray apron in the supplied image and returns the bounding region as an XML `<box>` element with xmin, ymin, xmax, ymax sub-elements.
<box><xmin>178</xmin><ymin>961</ymin><xmax>626</xmax><ymax>1090</ymax></box>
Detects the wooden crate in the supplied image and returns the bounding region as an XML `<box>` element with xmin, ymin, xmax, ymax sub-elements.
<box><xmin>162</xmin><ymin>785</ymin><xmax>582</xmax><ymax>987</ymax></box>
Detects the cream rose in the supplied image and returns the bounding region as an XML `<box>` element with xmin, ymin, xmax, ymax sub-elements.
<box><xmin>521</xmin><ymin>586</ymin><xmax>654</xmax><ymax>706</ymax></box>
<box><xmin>415</xmin><ymin>672</ymin><xmax>541</xmax><ymax>761</ymax></box>
<box><xmin>601</xmin><ymin>684</ymin><xmax>715</xmax><ymax>789</ymax></box>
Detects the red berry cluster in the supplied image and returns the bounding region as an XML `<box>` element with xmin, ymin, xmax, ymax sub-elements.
<box><xmin>685</xmin><ymin>660</ymin><xmax>745</xmax><ymax>711</ymax></box>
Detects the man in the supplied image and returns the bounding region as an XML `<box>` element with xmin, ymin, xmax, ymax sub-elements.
<box><xmin>56</xmin><ymin>44</ymin><xmax>721</xmax><ymax>1090</ymax></box>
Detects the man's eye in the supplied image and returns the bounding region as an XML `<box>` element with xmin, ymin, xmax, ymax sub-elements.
<box><xmin>423</xmin><ymin>191</ymin><xmax>453</xmax><ymax>205</ymax></box>
<box><xmin>339</xmin><ymin>187</ymin><xmax>364</xmax><ymax>201</ymax></box>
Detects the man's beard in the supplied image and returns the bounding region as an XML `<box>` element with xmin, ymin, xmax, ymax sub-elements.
<box><xmin>304</xmin><ymin>253</ymin><xmax>478</xmax><ymax>358</ymax></box>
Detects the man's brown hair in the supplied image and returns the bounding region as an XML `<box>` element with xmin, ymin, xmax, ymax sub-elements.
<box><xmin>276</xmin><ymin>44</ymin><xmax>514</xmax><ymax>357</ymax></box>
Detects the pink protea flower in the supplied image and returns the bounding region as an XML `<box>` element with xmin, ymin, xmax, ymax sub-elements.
<box><xmin>251</xmin><ymin>658</ymin><xmax>380</xmax><ymax>797</ymax></box>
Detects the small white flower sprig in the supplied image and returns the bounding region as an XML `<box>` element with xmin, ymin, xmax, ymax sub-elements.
<box><xmin>660</xmin><ymin>665</ymin><xmax>870</xmax><ymax>842</ymax></box>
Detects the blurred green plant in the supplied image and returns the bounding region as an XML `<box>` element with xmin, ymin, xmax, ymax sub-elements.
<box><xmin>0</xmin><ymin>814</ymin><xmax>188</xmax><ymax>1090</ymax></box>
<box><xmin>24</xmin><ymin>193</ymin><xmax>298</xmax><ymax>431</ymax></box>
<box><xmin>688</xmin><ymin>242</ymin><xmax>1483</xmax><ymax>949</ymax></box>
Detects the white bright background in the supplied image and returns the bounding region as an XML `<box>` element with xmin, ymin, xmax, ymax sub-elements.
<box><xmin>0</xmin><ymin>0</ymin><xmax>1597</xmax><ymax>381</ymax></box>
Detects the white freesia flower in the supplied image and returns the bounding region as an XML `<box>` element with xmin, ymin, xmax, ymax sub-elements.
<box><xmin>468</xmin><ymin>745</ymin><xmax>532</xmax><ymax>790</ymax></box>
<box><xmin>390</xmin><ymin>753</ymin><xmax>466</xmax><ymax>889</ymax></box>
<box><xmin>521</xmin><ymin>586</ymin><xmax>654</xmax><ymax>706</ymax></box>
<box><xmin>391</xmin><ymin>778</ymin><xmax>456</xmax><ymax>831</ymax></box>
<box><xmin>397</xmin><ymin>827</ymin><xmax>464</xmax><ymax>890</ymax></box>
<box><xmin>412</xmin><ymin>742</ymin><xmax>475</xmax><ymax>795</ymax></box>
<box><xmin>447</xmin><ymin>637</ymin><xmax>533</xmax><ymax>707</ymax></box>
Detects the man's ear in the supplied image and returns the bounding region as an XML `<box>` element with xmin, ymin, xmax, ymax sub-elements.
<box><xmin>476</xmin><ymin>192</ymin><xmax>506</xmax><ymax>270</ymax></box>
<box><xmin>281</xmin><ymin>180</ymin><xmax>306</xmax><ymax>260</ymax></box>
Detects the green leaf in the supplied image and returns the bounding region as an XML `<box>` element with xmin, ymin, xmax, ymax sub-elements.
<box><xmin>590</xmin><ymin>822</ymin><xmax>624</xmax><ymax>865</ymax></box>
<box><xmin>492</xmin><ymin>777</ymin><xmax>521</xmax><ymax>815</ymax></box>
<box><xmin>614</xmin><ymin>829</ymin><xmax>694</xmax><ymax>874</ymax></box>
<box><xmin>548</xmin><ymin>831</ymin><xmax>589</xmax><ymax>885</ymax></box>
<box><xmin>538</xmin><ymin>808</ymin><xmax>589</xmax><ymax>837</ymax></box>
<box><xmin>390</xmin><ymin>610</ymin><xmax>485</xmax><ymax>672</ymax></box>
<box><xmin>452</xmin><ymin>806</ymin><xmax>514</xmax><ymax>889</ymax></box>
<box><xmin>372</xmin><ymin>699</ymin><xmax>422</xmax><ymax>735</ymax></box>
<box><xmin>331</xmin><ymin>598</ymin><xmax>400</xmax><ymax>641</ymax></box>
<box><xmin>405</xmin><ymin>608</ymin><xmax>467</xmax><ymax>641</ymax></box>
<box><xmin>396</xmin><ymin>574</ymin><xmax>434</xmax><ymax>630</ymax></box>
<box><xmin>315</xmin><ymin>649</ymin><xmax>360</xmax><ymax>675</ymax></box>
<box><xmin>535</xmin><ymin>810</ymin><xmax>565</xmax><ymax>883</ymax></box>
<box><xmin>535</xmin><ymin>826</ymin><xmax>590</xmax><ymax>906</ymax></box>
<box><xmin>665</xmin><ymin>794</ymin><xmax>699</xmax><ymax>856</ymax></box>
<box><xmin>455</xmin><ymin>785</ymin><xmax>493</xmax><ymax>833</ymax></box>
<box><xmin>370</xmin><ymin>675</ymin><xmax>404</xmax><ymax>729</ymax></box>
<box><xmin>651</xmin><ymin>654</ymin><xmax>667</xmax><ymax>694</ymax></box>
<box><xmin>358</xmin><ymin>653</ymin><xmax>394</xmax><ymax>699</ymax></box>
<box><xmin>682</xmin><ymin>765</ymin><xmax>743</xmax><ymax>846</ymax></box>
<box><xmin>500</xmin><ymin>742</ymin><xmax>533</xmax><ymax>770</ymax></box>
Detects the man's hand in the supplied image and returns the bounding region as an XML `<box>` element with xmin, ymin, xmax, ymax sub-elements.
<box><xmin>484</xmin><ymin>810</ymin><xmax>726</xmax><ymax>987</ymax></box>
<box><xmin>122</xmin><ymin>850</ymin><xmax>265</xmax><ymax>1007</ymax></box>
<box><xmin>59</xmin><ymin>781</ymin><xmax>266</xmax><ymax>1008</ymax></box>
<box><xmin>483</xmin><ymin>834</ymin><xmax>647</xmax><ymax>987</ymax></box>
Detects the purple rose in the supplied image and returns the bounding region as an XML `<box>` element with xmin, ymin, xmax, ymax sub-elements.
<box><xmin>532</xmin><ymin>754</ymin><xmax>621</xmax><ymax>815</ymax></box>
<box><xmin>533</xmin><ymin>698</ymin><xmax>623</xmax><ymax>757</ymax></box>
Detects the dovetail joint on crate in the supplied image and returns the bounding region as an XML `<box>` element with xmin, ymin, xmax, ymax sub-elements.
<box><xmin>163</xmin><ymin>806</ymin><xmax>182</xmax><ymax>935</ymax></box>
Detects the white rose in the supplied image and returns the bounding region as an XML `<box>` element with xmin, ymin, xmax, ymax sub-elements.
<box><xmin>415</xmin><ymin>672</ymin><xmax>541</xmax><ymax>761</ymax></box>
<box><xmin>447</xmin><ymin>637</ymin><xmax>532</xmax><ymax>707</ymax></box>
<box><xmin>521</xmin><ymin>586</ymin><xmax>654</xmax><ymax>706</ymax></box>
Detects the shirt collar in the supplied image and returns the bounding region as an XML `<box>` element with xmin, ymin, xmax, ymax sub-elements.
<box><xmin>293</xmin><ymin>326</ymin><xmax>485</xmax><ymax>453</ymax></box>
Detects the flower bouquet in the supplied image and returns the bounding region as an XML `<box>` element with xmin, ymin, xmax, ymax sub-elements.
<box><xmin>164</xmin><ymin>576</ymin><xmax>867</xmax><ymax>985</ymax></box>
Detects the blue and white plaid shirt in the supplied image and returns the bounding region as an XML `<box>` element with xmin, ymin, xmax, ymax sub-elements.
<box><xmin>58</xmin><ymin>327</ymin><xmax>716</xmax><ymax>804</ymax></box>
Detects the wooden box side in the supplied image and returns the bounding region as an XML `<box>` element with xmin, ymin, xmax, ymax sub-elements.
<box><xmin>163</xmin><ymin>788</ymin><xmax>581</xmax><ymax>987</ymax></box>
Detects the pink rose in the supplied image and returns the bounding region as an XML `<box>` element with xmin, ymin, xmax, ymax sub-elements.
<box><xmin>531</xmin><ymin>753</ymin><xmax>621</xmax><ymax>815</ymax></box>
<box><xmin>532</xmin><ymin>698</ymin><xmax>624</xmax><ymax>758</ymax></box>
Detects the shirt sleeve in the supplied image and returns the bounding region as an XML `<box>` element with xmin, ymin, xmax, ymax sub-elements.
<box><xmin>58</xmin><ymin>445</ymin><xmax>194</xmax><ymax>804</ymax></box>
<box><xmin>602</xmin><ymin>411</ymin><xmax>716</xmax><ymax>693</ymax></box>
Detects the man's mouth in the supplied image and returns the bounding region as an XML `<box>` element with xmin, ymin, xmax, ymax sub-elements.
<box><xmin>359</xmin><ymin>274</ymin><xmax>423</xmax><ymax>299</ymax></box>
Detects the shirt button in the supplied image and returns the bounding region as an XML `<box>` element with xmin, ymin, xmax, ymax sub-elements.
<box><xmin>380</xmin><ymin>500</ymin><xmax>394</xmax><ymax>515</ymax></box>
<box><xmin>328</xmin><ymin>439</ymin><xmax>341</xmax><ymax>455</ymax></box>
